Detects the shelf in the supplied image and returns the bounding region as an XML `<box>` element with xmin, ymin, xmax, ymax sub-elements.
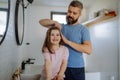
<box><xmin>82</xmin><ymin>14</ymin><xmax>116</xmax><ymax>27</ymax></box>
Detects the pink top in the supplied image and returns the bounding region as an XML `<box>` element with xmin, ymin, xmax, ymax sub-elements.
<box><xmin>41</xmin><ymin>45</ymin><xmax>69</xmax><ymax>79</ymax></box>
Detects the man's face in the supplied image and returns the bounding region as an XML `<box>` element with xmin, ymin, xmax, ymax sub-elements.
<box><xmin>66</xmin><ymin>6</ymin><xmax>81</xmax><ymax>25</ymax></box>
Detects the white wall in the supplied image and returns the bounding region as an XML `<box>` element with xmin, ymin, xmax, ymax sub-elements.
<box><xmin>118</xmin><ymin>1</ymin><xmax>120</xmax><ymax>80</ymax></box>
<box><xmin>21</xmin><ymin>0</ymin><xmax>119</xmax><ymax>80</ymax></box>
<box><xmin>21</xmin><ymin>6</ymin><xmax>65</xmax><ymax>65</ymax></box>
<box><xmin>21</xmin><ymin>5</ymin><xmax>87</xmax><ymax>65</ymax></box>
<box><xmin>0</xmin><ymin>0</ymin><xmax>119</xmax><ymax>80</ymax></box>
<box><xmin>0</xmin><ymin>0</ymin><xmax>21</xmax><ymax>80</ymax></box>
<box><xmin>21</xmin><ymin>3</ymin><xmax>88</xmax><ymax>65</ymax></box>
<box><xmin>85</xmin><ymin>0</ymin><xmax>119</xmax><ymax>80</ymax></box>
<box><xmin>19</xmin><ymin>1</ymin><xmax>118</xmax><ymax>80</ymax></box>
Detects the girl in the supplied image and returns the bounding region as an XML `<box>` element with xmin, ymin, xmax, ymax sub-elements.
<box><xmin>40</xmin><ymin>27</ymin><xmax>69</xmax><ymax>80</ymax></box>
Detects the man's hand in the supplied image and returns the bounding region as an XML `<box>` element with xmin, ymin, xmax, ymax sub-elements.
<box><xmin>53</xmin><ymin>21</ymin><xmax>62</xmax><ymax>30</ymax></box>
<box><xmin>61</xmin><ymin>33</ymin><xmax>71</xmax><ymax>45</ymax></box>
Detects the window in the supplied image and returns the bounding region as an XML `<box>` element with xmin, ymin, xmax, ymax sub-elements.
<box><xmin>0</xmin><ymin>8</ymin><xmax>7</xmax><ymax>37</ymax></box>
<box><xmin>51</xmin><ymin>11</ymin><xmax>67</xmax><ymax>24</ymax></box>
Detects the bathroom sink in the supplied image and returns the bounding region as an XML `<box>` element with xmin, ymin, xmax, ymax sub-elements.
<box><xmin>20</xmin><ymin>74</ymin><xmax>40</xmax><ymax>80</ymax></box>
<box><xmin>20</xmin><ymin>65</ymin><xmax>101</xmax><ymax>80</ymax></box>
<box><xmin>23</xmin><ymin>64</ymin><xmax>43</xmax><ymax>74</ymax></box>
<box><xmin>20</xmin><ymin>65</ymin><xmax>43</xmax><ymax>80</ymax></box>
<box><xmin>85</xmin><ymin>72</ymin><xmax>101</xmax><ymax>80</ymax></box>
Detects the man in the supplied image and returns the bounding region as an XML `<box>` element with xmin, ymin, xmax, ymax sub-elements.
<box><xmin>39</xmin><ymin>1</ymin><xmax>92</xmax><ymax>80</ymax></box>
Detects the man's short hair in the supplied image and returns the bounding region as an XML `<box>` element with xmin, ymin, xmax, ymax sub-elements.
<box><xmin>69</xmin><ymin>0</ymin><xmax>83</xmax><ymax>10</ymax></box>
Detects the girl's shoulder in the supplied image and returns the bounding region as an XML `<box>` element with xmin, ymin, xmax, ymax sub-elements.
<box><xmin>60</xmin><ymin>45</ymin><xmax>69</xmax><ymax>56</ymax></box>
<box><xmin>43</xmin><ymin>47</ymin><xmax>49</xmax><ymax>53</ymax></box>
<box><xmin>60</xmin><ymin>45</ymin><xmax>68</xmax><ymax>50</ymax></box>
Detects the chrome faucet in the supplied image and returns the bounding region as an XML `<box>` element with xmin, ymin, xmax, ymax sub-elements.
<box><xmin>21</xmin><ymin>58</ymin><xmax>35</xmax><ymax>70</ymax></box>
<box><xmin>26</xmin><ymin>58</ymin><xmax>35</xmax><ymax>63</ymax></box>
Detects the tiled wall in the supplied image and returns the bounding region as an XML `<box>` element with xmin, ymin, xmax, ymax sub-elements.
<box><xmin>0</xmin><ymin>0</ymin><xmax>20</xmax><ymax>80</ymax></box>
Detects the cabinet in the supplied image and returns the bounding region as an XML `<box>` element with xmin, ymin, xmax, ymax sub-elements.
<box><xmin>82</xmin><ymin>14</ymin><xmax>116</xmax><ymax>27</ymax></box>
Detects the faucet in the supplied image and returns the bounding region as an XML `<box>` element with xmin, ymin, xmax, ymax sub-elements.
<box><xmin>21</xmin><ymin>58</ymin><xmax>35</xmax><ymax>70</ymax></box>
<box><xmin>26</xmin><ymin>58</ymin><xmax>35</xmax><ymax>63</ymax></box>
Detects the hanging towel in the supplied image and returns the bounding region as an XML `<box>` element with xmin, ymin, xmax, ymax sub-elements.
<box><xmin>12</xmin><ymin>74</ymin><xmax>21</xmax><ymax>80</ymax></box>
<box><xmin>12</xmin><ymin>68</ymin><xmax>21</xmax><ymax>80</ymax></box>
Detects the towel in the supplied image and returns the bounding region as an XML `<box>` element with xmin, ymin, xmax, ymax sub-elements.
<box><xmin>12</xmin><ymin>68</ymin><xmax>21</xmax><ymax>80</ymax></box>
<box><xmin>12</xmin><ymin>74</ymin><xmax>20</xmax><ymax>80</ymax></box>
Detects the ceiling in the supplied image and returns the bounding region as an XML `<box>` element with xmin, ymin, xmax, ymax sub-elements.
<box><xmin>32</xmin><ymin>0</ymin><xmax>94</xmax><ymax>7</ymax></box>
<box><xmin>0</xmin><ymin>0</ymin><xmax>7</xmax><ymax>3</ymax></box>
<box><xmin>0</xmin><ymin>0</ymin><xmax>94</xmax><ymax>7</ymax></box>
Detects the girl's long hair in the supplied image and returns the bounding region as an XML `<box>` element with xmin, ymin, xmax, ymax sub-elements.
<box><xmin>42</xmin><ymin>27</ymin><xmax>63</xmax><ymax>54</ymax></box>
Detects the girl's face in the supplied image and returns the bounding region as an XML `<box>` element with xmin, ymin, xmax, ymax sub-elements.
<box><xmin>50</xmin><ymin>30</ymin><xmax>61</xmax><ymax>45</ymax></box>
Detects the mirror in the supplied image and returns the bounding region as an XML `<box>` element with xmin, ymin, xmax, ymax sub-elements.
<box><xmin>0</xmin><ymin>0</ymin><xmax>10</xmax><ymax>45</ymax></box>
<box><xmin>15</xmin><ymin>0</ymin><xmax>24</xmax><ymax>45</ymax></box>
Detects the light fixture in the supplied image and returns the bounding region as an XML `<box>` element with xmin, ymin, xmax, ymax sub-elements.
<box><xmin>24</xmin><ymin>0</ymin><xmax>34</xmax><ymax>8</ymax></box>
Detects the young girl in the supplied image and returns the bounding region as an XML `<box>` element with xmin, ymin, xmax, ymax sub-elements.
<box><xmin>40</xmin><ymin>27</ymin><xmax>69</xmax><ymax>80</ymax></box>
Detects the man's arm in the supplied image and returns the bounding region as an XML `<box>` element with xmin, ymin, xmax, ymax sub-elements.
<box><xmin>61</xmin><ymin>34</ymin><xmax>92</xmax><ymax>55</ymax></box>
<box><xmin>39</xmin><ymin>19</ymin><xmax>62</xmax><ymax>29</ymax></box>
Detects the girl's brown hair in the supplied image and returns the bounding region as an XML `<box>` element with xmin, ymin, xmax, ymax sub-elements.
<box><xmin>42</xmin><ymin>27</ymin><xmax>63</xmax><ymax>54</ymax></box>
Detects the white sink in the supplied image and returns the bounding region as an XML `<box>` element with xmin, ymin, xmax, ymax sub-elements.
<box><xmin>20</xmin><ymin>74</ymin><xmax>41</xmax><ymax>80</ymax></box>
<box><xmin>20</xmin><ymin>65</ymin><xmax>43</xmax><ymax>80</ymax></box>
<box><xmin>23</xmin><ymin>64</ymin><xmax>43</xmax><ymax>74</ymax></box>
<box><xmin>85</xmin><ymin>72</ymin><xmax>101</xmax><ymax>80</ymax></box>
<box><xmin>20</xmin><ymin>65</ymin><xmax>101</xmax><ymax>80</ymax></box>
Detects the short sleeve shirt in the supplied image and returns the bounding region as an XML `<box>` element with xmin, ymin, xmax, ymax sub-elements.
<box><xmin>42</xmin><ymin>45</ymin><xmax>69</xmax><ymax>79</ymax></box>
<box><xmin>61</xmin><ymin>24</ymin><xmax>90</xmax><ymax>68</ymax></box>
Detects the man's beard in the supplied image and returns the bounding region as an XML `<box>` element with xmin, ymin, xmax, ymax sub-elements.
<box><xmin>66</xmin><ymin>16</ymin><xmax>78</xmax><ymax>25</ymax></box>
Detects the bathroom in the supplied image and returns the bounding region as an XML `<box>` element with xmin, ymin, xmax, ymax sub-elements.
<box><xmin>0</xmin><ymin>0</ymin><xmax>119</xmax><ymax>80</ymax></box>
